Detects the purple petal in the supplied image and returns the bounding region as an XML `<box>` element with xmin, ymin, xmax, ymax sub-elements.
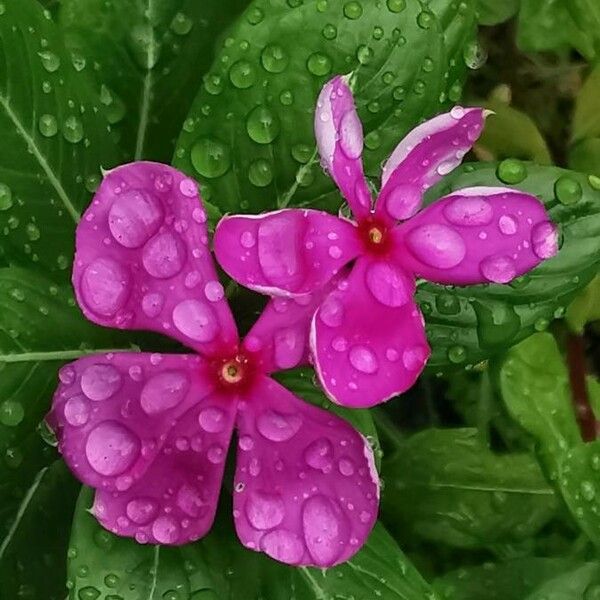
<box><xmin>73</xmin><ymin>162</ymin><xmax>238</xmax><ymax>356</ymax></box>
<box><xmin>315</xmin><ymin>76</ymin><xmax>373</xmax><ymax>218</ymax></box>
<box><xmin>214</xmin><ymin>209</ymin><xmax>360</xmax><ymax>296</ymax></box>
<box><xmin>311</xmin><ymin>257</ymin><xmax>430</xmax><ymax>408</ymax></box>
<box><xmin>394</xmin><ymin>187</ymin><xmax>558</xmax><ymax>285</ymax></box>
<box><xmin>375</xmin><ymin>107</ymin><xmax>488</xmax><ymax>218</ymax></box>
<box><xmin>93</xmin><ymin>389</ymin><xmax>236</xmax><ymax>545</ymax></box>
<box><xmin>49</xmin><ymin>353</ymin><xmax>216</xmax><ymax>493</ymax></box>
<box><xmin>243</xmin><ymin>279</ymin><xmax>339</xmax><ymax>374</ymax></box>
<box><xmin>233</xmin><ymin>376</ymin><xmax>379</xmax><ymax>566</ymax></box>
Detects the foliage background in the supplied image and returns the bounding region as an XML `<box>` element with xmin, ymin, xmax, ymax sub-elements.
<box><xmin>1</xmin><ymin>0</ymin><xmax>600</xmax><ymax>598</ymax></box>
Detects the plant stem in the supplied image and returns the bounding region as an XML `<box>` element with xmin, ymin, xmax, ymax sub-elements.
<box><xmin>566</xmin><ymin>333</ymin><xmax>597</xmax><ymax>442</ymax></box>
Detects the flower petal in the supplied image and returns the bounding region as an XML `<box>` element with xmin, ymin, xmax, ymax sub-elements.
<box><xmin>233</xmin><ymin>376</ymin><xmax>379</xmax><ymax>566</ymax></box>
<box><xmin>214</xmin><ymin>209</ymin><xmax>360</xmax><ymax>296</ymax></box>
<box><xmin>376</xmin><ymin>107</ymin><xmax>487</xmax><ymax>219</ymax></box>
<box><xmin>311</xmin><ymin>257</ymin><xmax>430</xmax><ymax>408</ymax></box>
<box><xmin>394</xmin><ymin>187</ymin><xmax>558</xmax><ymax>285</ymax></box>
<box><xmin>92</xmin><ymin>389</ymin><xmax>236</xmax><ymax>545</ymax></box>
<box><xmin>315</xmin><ymin>76</ymin><xmax>373</xmax><ymax>218</ymax></box>
<box><xmin>73</xmin><ymin>162</ymin><xmax>238</xmax><ymax>356</ymax></box>
<box><xmin>243</xmin><ymin>279</ymin><xmax>339</xmax><ymax>374</ymax></box>
<box><xmin>49</xmin><ymin>352</ymin><xmax>216</xmax><ymax>493</ymax></box>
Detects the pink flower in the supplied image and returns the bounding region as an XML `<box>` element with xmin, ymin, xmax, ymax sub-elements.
<box><xmin>47</xmin><ymin>162</ymin><xmax>379</xmax><ymax>567</ymax></box>
<box><xmin>214</xmin><ymin>75</ymin><xmax>559</xmax><ymax>409</ymax></box>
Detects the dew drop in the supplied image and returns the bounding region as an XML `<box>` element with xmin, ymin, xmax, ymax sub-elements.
<box><xmin>480</xmin><ymin>254</ymin><xmax>517</xmax><ymax>283</ymax></box>
<box><xmin>109</xmin><ymin>189</ymin><xmax>163</xmax><ymax>248</ymax></box>
<box><xmin>85</xmin><ymin>421</ymin><xmax>140</xmax><ymax>476</ymax></box>
<box><xmin>198</xmin><ymin>406</ymin><xmax>227</xmax><ymax>432</ymax></box>
<box><xmin>257</xmin><ymin>409</ymin><xmax>302</xmax><ymax>442</ymax></box>
<box><xmin>246</xmin><ymin>105</ymin><xmax>280</xmax><ymax>144</ymax></box>
<box><xmin>140</xmin><ymin>371</ymin><xmax>189</xmax><ymax>414</ymax></box>
<box><xmin>81</xmin><ymin>364</ymin><xmax>122</xmax><ymax>401</ymax></box>
<box><xmin>190</xmin><ymin>137</ymin><xmax>231</xmax><ymax>178</ymax></box>
<box><xmin>245</xmin><ymin>491</ymin><xmax>285</xmax><ymax>530</ymax></box>
<box><xmin>142</xmin><ymin>232</ymin><xmax>186</xmax><ymax>278</ymax></box>
<box><xmin>172</xmin><ymin>299</ymin><xmax>218</xmax><ymax>342</ymax></box>
<box><xmin>406</xmin><ymin>224</ymin><xmax>466</xmax><ymax>269</ymax></box>
<box><xmin>349</xmin><ymin>345</ymin><xmax>378</xmax><ymax>374</ymax></box>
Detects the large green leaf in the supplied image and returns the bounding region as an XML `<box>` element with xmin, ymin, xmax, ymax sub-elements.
<box><xmin>0</xmin><ymin>0</ymin><xmax>119</xmax><ymax>281</ymax></box>
<box><xmin>419</xmin><ymin>162</ymin><xmax>600</xmax><ymax>370</ymax></box>
<box><xmin>476</xmin><ymin>0</ymin><xmax>520</xmax><ymax>25</ymax></box>
<box><xmin>68</xmin><ymin>487</ymin><xmax>439</xmax><ymax>600</ymax></box>
<box><xmin>499</xmin><ymin>333</ymin><xmax>600</xmax><ymax>548</ymax></box>
<box><xmin>0</xmin><ymin>461</ymin><xmax>80</xmax><ymax>600</ymax></box>
<box><xmin>381</xmin><ymin>428</ymin><xmax>558</xmax><ymax>548</ymax></box>
<box><xmin>435</xmin><ymin>558</ymin><xmax>600</xmax><ymax>600</ymax></box>
<box><xmin>173</xmin><ymin>0</ymin><xmax>476</xmax><ymax>216</ymax></box>
<box><xmin>58</xmin><ymin>0</ymin><xmax>249</xmax><ymax>162</ymax></box>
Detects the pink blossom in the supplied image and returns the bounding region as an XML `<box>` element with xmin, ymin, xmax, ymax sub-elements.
<box><xmin>47</xmin><ymin>162</ymin><xmax>379</xmax><ymax>567</ymax></box>
<box><xmin>214</xmin><ymin>75</ymin><xmax>558</xmax><ymax>408</ymax></box>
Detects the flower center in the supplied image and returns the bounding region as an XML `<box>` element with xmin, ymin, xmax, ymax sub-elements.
<box><xmin>215</xmin><ymin>352</ymin><xmax>255</xmax><ymax>390</ymax></box>
<box><xmin>221</xmin><ymin>361</ymin><xmax>243</xmax><ymax>384</ymax></box>
<box><xmin>357</xmin><ymin>217</ymin><xmax>391</xmax><ymax>255</ymax></box>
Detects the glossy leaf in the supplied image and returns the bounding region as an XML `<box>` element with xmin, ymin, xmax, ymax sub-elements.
<box><xmin>569</xmin><ymin>138</ymin><xmax>600</xmax><ymax>177</ymax></box>
<box><xmin>0</xmin><ymin>0</ymin><xmax>119</xmax><ymax>281</ymax></box>
<box><xmin>435</xmin><ymin>558</ymin><xmax>600</xmax><ymax>600</ymax></box>
<box><xmin>566</xmin><ymin>0</ymin><xmax>600</xmax><ymax>61</ymax></box>
<box><xmin>0</xmin><ymin>461</ymin><xmax>80</xmax><ymax>600</ymax></box>
<box><xmin>476</xmin><ymin>0</ymin><xmax>519</xmax><ymax>25</ymax></box>
<box><xmin>68</xmin><ymin>487</ymin><xmax>438</xmax><ymax>600</ymax></box>
<box><xmin>572</xmin><ymin>65</ymin><xmax>600</xmax><ymax>143</ymax></box>
<box><xmin>500</xmin><ymin>333</ymin><xmax>600</xmax><ymax>548</ymax></box>
<box><xmin>566</xmin><ymin>275</ymin><xmax>600</xmax><ymax>333</ymax></box>
<box><xmin>58</xmin><ymin>0</ymin><xmax>249</xmax><ymax>162</ymax></box>
<box><xmin>419</xmin><ymin>162</ymin><xmax>600</xmax><ymax>370</ymax></box>
<box><xmin>381</xmin><ymin>428</ymin><xmax>558</xmax><ymax>548</ymax></box>
<box><xmin>173</xmin><ymin>0</ymin><xmax>476</xmax><ymax>216</ymax></box>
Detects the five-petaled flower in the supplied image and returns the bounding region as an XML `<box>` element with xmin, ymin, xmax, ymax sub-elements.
<box><xmin>47</xmin><ymin>162</ymin><xmax>379</xmax><ymax>567</ymax></box>
<box><xmin>214</xmin><ymin>75</ymin><xmax>559</xmax><ymax>409</ymax></box>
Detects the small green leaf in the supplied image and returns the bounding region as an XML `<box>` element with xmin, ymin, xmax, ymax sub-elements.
<box><xmin>566</xmin><ymin>275</ymin><xmax>600</xmax><ymax>333</ymax></box>
<box><xmin>0</xmin><ymin>461</ymin><xmax>80</xmax><ymax>600</ymax></box>
<box><xmin>475</xmin><ymin>101</ymin><xmax>552</xmax><ymax>165</ymax></box>
<box><xmin>569</xmin><ymin>138</ymin><xmax>600</xmax><ymax>177</ymax></box>
<box><xmin>573</xmin><ymin>66</ymin><xmax>600</xmax><ymax>143</ymax></box>
<box><xmin>0</xmin><ymin>0</ymin><xmax>119</xmax><ymax>281</ymax></box>
<box><xmin>381</xmin><ymin>428</ymin><xmax>558</xmax><ymax>548</ymax></box>
<box><xmin>173</xmin><ymin>0</ymin><xmax>476</xmax><ymax>215</ymax></box>
<box><xmin>566</xmin><ymin>0</ymin><xmax>600</xmax><ymax>61</ymax></box>
<box><xmin>476</xmin><ymin>0</ymin><xmax>520</xmax><ymax>25</ymax></box>
<box><xmin>69</xmin><ymin>487</ymin><xmax>439</xmax><ymax>600</ymax></box>
<box><xmin>500</xmin><ymin>333</ymin><xmax>600</xmax><ymax>548</ymax></box>
<box><xmin>435</xmin><ymin>558</ymin><xmax>600</xmax><ymax>600</ymax></box>
<box><xmin>420</xmin><ymin>163</ymin><xmax>600</xmax><ymax>369</ymax></box>
<box><xmin>58</xmin><ymin>0</ymin><xmax>248</xmax><ymax>162</ymax></box>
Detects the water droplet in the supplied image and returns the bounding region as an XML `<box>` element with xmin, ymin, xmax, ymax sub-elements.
<box><xmin>38</xmin><ymin>114</ymin><xmax>57</xmax><ymax>137</ymax></box>
<box><xmin>343</xmin><ymin>1</ymin><xmax>363</xmax><ymax>19</ymax></box>
<box><xmin>463</xmin><ymin>39</ymin><xmax>487</xmax><ymax>70</ymax></box>
<box><xmin>304</xmin><ymin>438</ymin><xmax>333</xmax><ymax>472</ymax></box>
<box><xmin>497</xmin><ymin>159</ymin><xmax>526</xmax><ymax>184</ymax></box>
<box><xmin>261</xmin><ymin>44</ymin><xmax>289</xmax><ymax>73</ymax></box>
<box><xmin>204</xmin><ymin>73</ymin><xmax>223</xmax><ymax>95</ymax></box>
<box><xmin>406</xmin><ymin>224</ymin><xmax>466</xmax><ymax>269</ymax></box>
<box><xmin>142</xmin><ymin>292</ymin><xmax>165</xmax><ymax>317</ymax></box>
<box><xmin>447</xmin><ymin>345</ymin><xmax>466</xmax><ymax>363</ymax></box>
<box><xmin>26</xmin><ymin>222</ymin><xmax>40</xmax><ymax>241</ymax></box>
<box><xmin>443</xmin><ymin>196</ymin><xmax>493</xmax><ymax>226</ymax></box>
<box><xmin>170</xmin><ymin>12</ymin><xmax>193</xmax><ymax>35</ymax></box>
<box><xmin>109</xmin><ymin>189</ymin><xmax>163</xmax><ymax>248</ymax></box>
<box><xmin>498</xmin><ymin>214</ymin><xmax>518</xmax><ymax>235</ymax></box>
<box><xmin>240</xmin><ymin>231</ymin><xmax>256</xmax><ymax>248</ymax></box>
<box><xmin>198</xmin><ymin>406</ymin><xmax>227</xmax><ymax>432</ymax></box>
<box><xmin>322</xmin><ymin>23</ymin><xmax>337</xmax><ymax>39</ymax></box>
<box><xmin>245</xmin><ymin>491</ymin><xmax>285</xmax><ymax>529</ymax></box>
<box><xmin>246</xmin><ymin>6</ymin><xmax>265</xmax><ymax>24</ymax></box>
<box><xmin>239</xmin><ymin>435</ymin><xmax>254</xmax><ymax>451</ymax></box>
<box><xmin>38</xmin><ymin>50</ymin><xmax>60</xmax><ymax>72</ymax></box>
<box><xmin>142</xmin><ymin>232</ymin><xmax>186</xmax><ymax>278</ymax></box>
<box><xmin>85</xmin><ymin>421</ymin><xmax>140</xmax><ymax>476</ymax></box>
<box><xmin>385</xmin><ymin>184</ymin><xmax>421</xmax><ymax>220</ymax></box>
<box><xmin>207</xmin><ymin>444</ymin><xmax>225</xmax><ymax>464</ymax></box>
<box><xmin>63</xmin><ymin>395</ymin><xmax>90</xmax><ymax>427</ymax></box>
<box><xmin>356</xmin><ymin>44</ymin><xmax>373</xmax><ymax>65</ymax></box>
<box><xmin>128</xmin><ymin>23</ymin><xmax>161</xmax><ymax>69</ymax></box>
<box><xmin>0</xmin><ymin>400</ymin><xmax>25</xmax><ymax>426</ymax></box>
<box><xmin>581</xmin><ymin>480</ymin><xmax>596</xmax><ymax>501</ymax></box>
<box><xmin>78</xmin><ymin>587</ymin><xmax>101</xmax><ymax>600</ymax></box>
<box><xmin>555</xmin><ymin>176</ymin><xmax>582</xmax><ymax>205</ymax></box>
<box><xmin>81</xmin><ymin>364</ymin><xmax>122</xmax><ymax>401</ymax></box>
<box><xmin>246</xmin><ymin>106</ymin><xmax>280</xmax><ymax>144</ymax></box>
<box><xmin>0</xmin><ymin>183</ymin><xmax>12</xmax><ymax>211</ymax></box>
<box><xmin>140</xmin><ymin>371</ymin><xmax>189</xmax><ymax>414</ymax></box>
<box><xmin>176</xmin><ymin>484</ymin><xmax>205</xmax><ymax>517</ymax></box>
<box><xmin>248</xmin><ymin>159</ymin><xmax>274</xmax><ymax>187</ymax></box>
<box><xmin>152</xmin><ymin>515</ymin><xmax>180</xmax><ymax>544</ymax></box>
<box><xmin>291</xmin><ymin>144</ymin><xmax>313</xmax><ymax>164</ymax></box>
<box><xmin>260</xmin><ymin>529</ymin><xmax>304</xmax><ymax>564</ymax></box>
<box><xmin>257</xmin><ymin>409</ymin><xmax>302</xmax><ymax>442</ymax></box>
<box><xmin>229</xmin><ymin>60</ymin><xmax>256</xmax><ymax>88</ymax></box>
<box><xmin>531</xmin><ymin>220</ymin><xmax>558</xmax><ymax>259</ymax></box>
<box><xmin>339</xmin><ymin>110</ymin><xmax>363</xmax><ymax>159</ymax></box>
<box><xmin>302</xmin><ymin>495</ymin><xmax>349</xmax><ymax>565</ymax></box>
<box><xmin>349</xmin><ymin>345</ymin><xmax>378</xmax><ymax>374</ymax></box>
<box><xmin>402</xmin><ymin>345</ymin><xmax>428</xmax><ymax>371</ymax></box>
<box><xmin>365</xmin><ymin>261</ymin><xmax>411</xmax><ymax>307</ymax></box>
<box><xmin>172</xmin><ymin>299</ymin><xmax>218</xmax><ymax>342</ymax></box>
<box><xmin>191</xmin><ymin>137</ymin><xmax>231</xmax><ymax>178</ymax></box>
<box><xmin>387</xmin><ymin>0</ymin><xmax>406</xmax><ymax>12</ymax></box>
<box><xmin>307</xmin><ymin>52</ymin><xmax>332</xmax><ymax>76</ymax></box>
<box><xmin>338</xmin><ymin>457</ymin><xmax>355</xmax><ymax>476</ymax></box>
<box><xmin>319</xmin><ymin>296</ymin><xmax>344</xmax><ymax>327</ymax></box>
<box><xmin>480</xmin><ymin>254</ymin><xmax>516</xmax><ymax>283</ymax></box>
<box><xmin>126</xmin><ymin>498</ymin><xmax>158</xmax><ymax>524</ymax></box>
<box><xmin>62</xmin><ymin>116</ymin><xmax>84</xmax><ymax>143</ymax></box>
<box><xmin>416</xmin><ymin>10</ymin><xmax>434</xmax><ymax>29</ymax></box>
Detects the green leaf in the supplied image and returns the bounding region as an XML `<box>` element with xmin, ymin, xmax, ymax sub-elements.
<box><xmin>476</xmin><ymin>0</ymin><xmax>520</xmax><ymax>26</ymax></box>
<box><xmin>381</xmin><ymin>428</ymin><xmax>558</xmax><ymax>548</ymax></box>
<box><xmin>58</xmin><ymin>0</ymin><xmax>249</xmax><ymax>162</ymax></box>
<box><xmin>173</xmin><ymin>0</ymin><xmax>476</xmax><ymax>216</ymax></box>
<box><xmin>499</xmin><ymin>333</ymin><xmax>600</xmax><ymax>547</ymax></box>
<box><xmin>517</xmin><ymin>0</ymin><xmax>595</xmax><ymax>59</ymax></box>
<box><xmin>0</xmin><ymin>0</ymin><xmax>119</xmax><ymax>281</ymax></box>
<box><xmin>0</xmin><ymin>461</ymin><xmax>80</xmax><ymax>600</ymax></box>
<box><xmin>565</xmin><ymin>0</ymin><xmax>600</xmax><ymax>62</ymax></box>
<box><xmin>569</xmin><ymin>138</ymin><xmax>600</xmax><ymax>177</ymax></box>
<box><xmin>69</xmin><ymin>487</ymin><xmax>439</xmax><ymax>600</ymax></box>
<box><xmin>474</xmin><ymin>101</ymin><xmax>552</xmax><ymax>165</ymax></box>
<box><xmin>566</xmin><ymin>275</ymin><xmax>600</xmax><ymax>333</ymax></box>
<box><xmin>573</xmin><ymin>66</ymin><xmax>600</xmax><ymax>143</ymax></box>
<box><xmin>434</xmin><ymin>558</ymin><xmax>600</xmax><ymax>600</ymax></box>
<box><xmin>419</xmin><ymin>163</ymin><xmax>600</xmax><ymax>370</ymax></box>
